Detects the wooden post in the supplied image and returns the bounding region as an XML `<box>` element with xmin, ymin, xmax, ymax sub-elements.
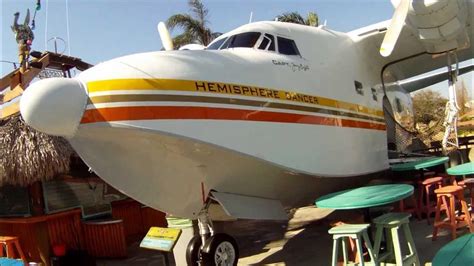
<box><xmin>28</xmin><ymin>181</ymin><xmax>45</xmax><ymax>216</ymax></box>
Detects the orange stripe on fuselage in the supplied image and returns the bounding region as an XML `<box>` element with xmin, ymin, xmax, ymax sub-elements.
<box><xmin>81</xmin><ymin>106</ymin><xmax>386</xmax><ymax>131</ymax></box>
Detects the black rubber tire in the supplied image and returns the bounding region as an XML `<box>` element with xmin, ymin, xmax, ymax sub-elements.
<box><xmin>186</xmin><ymin>235</ymin><xmax>203</xmax><ymax>266</ymax></box>
<box><xmin>201</xmin><ymin>233</ymin><xmax>239</xmax><ymax>266</ymax></box>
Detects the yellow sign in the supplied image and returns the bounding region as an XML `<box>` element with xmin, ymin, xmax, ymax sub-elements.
<box><xmin>140</xmin><ymin>227</ymin><xmax>181</xmax><ymax>252</ymax></box>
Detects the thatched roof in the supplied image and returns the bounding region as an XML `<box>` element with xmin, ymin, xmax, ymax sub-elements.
<box><xmin>0</xmin><ymin>115</ymin><xmax>73</xmax><ymax>187</ymax></box>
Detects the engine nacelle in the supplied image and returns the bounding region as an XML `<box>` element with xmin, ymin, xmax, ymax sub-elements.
<box><xmin>404</xmin><ymin>0</ymin><xmax>470</xmax><ymax>53</ymax></box>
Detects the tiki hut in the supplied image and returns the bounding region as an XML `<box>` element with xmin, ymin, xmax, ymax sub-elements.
<box><xmin>0</xmin><ymin>114</ymin><xmax>73</xmax><ymax>187</ymax></box>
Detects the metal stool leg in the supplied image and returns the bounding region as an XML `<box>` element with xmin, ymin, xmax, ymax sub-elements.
<box><xmin>432</xmin><ymin>195</ymin><xmax>443</xmax><ymax>241</ymax></box>
<box><xmin>373</xmin><ymin>225</ymin><xmax>384</xmax><ymax>259</ymax></box>
<box><xmin>390</xmin><ymin>226</ymin><xmax>404</xmax><ymax>266</ymax></box>
<box><xmin>402</xmin><ymin>223</ymin><xmax>420</xmax><ymax>266</ymax></box>
<box><xmin>355</xmin><ymin>236</ymin><xmax>365</xmax><ymax>266</ymax></box>
<box><xmin>331</xmin><ymin>238</ymin><xmax>340</xmax><ymax>266</ymax></box>
<box><xmin>449</xmin><ymin>195</ymin><xmax>457</xmax><ymax>240</ymax></box>
<box><xmin>362</xmin><ymin>231</ymin><xmax>378</xmax><ymax>265</ymax></box>
<box><xmin>341</xmin><ymin>238</ymin><xmax>349</xmax><ymax>265</ymax></box>
<box><xmin>458</xmin><ymin>193</ymin><xmax>474</xmax><ymax>233</ymax></box>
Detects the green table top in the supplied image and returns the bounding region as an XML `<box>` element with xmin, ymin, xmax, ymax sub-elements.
<box><xmin>433</xmin><ymin>233</ymin><xmax>473</xmax><ymax>266</ymax></box>
<box><xmin>390</xmin><ymin>157</ymin><xmax>449</xmax><ymax>172</ymax></box>
<box><xmin>315</xmin><ymin>184</ymin><xmax>414</xmax><ymax>210</ymax></box>
<box><xmin>447</xmin><ymin>162</ymin><xmax>474</xmax><ymax>176</ymax></box>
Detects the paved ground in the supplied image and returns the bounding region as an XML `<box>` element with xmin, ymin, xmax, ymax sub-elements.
<box><xmin>97</xmin><ymin>205</ymin><xmax>468</xmax><ymax>266</ymax></box>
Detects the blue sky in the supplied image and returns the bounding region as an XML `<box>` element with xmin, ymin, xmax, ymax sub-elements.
<box><xmin>1</xmin><ymin>0</ymin><xmax>472</xmax><ymax>96</ymax></box>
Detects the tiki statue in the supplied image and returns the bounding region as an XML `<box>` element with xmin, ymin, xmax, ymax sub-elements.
<box><xmin>11</xmin><ymin>9</ymin><xmax>35</xmax><ymax>73</ymax></box>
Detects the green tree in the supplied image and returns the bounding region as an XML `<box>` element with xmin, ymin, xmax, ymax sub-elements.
<box><xmin>275</xmin><ymin>11</ymin><xmax>319</xmax><ymax>26</ymax></box>
<box><xmin>455</xmin><ymin>80</ymin><xmax>471</xmax><ymax>117</ymax></box>
<box><xmin>412</xmin><ymin>90</ymin><xmax>448</xmax><ymax>125</ymax></box>
<box><xmin>166</xmin><ymin>0</ymin><xmax>220</xmax><ymax>48</ymax></box>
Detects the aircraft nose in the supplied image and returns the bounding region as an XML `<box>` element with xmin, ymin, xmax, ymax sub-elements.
<box><xmin>20</xmin><ymin>78</ymin><xmax>88</xmax><ymax>138</ymax></box>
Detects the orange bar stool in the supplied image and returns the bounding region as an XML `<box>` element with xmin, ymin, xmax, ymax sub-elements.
<box><xmin>0</xmin><ymin>236</ymin><xmax>27</xmax><ymax>262</ymax></box>
<box><xmin>417</xmin><ymin>176</ymin><xmax>443</xmax><ymax>224</ymax></box>
<box><xmin>458</xmin><ymin>178</ymin><xmax>474</xmax><ymax>213</ymax></box>
<box><xmin>437</xmin><ymin>173</ymin><xmax>455</xmax><ymax>186</ymax></box>
<box><xmin>432</xmin><ymin>185</ymin><xmax>474</xmax><ymax>240</ymax></box>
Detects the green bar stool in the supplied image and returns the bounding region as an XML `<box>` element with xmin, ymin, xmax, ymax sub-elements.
<box><xmin>328</xmin><ymin>223</ymin><xmax>377</xmax><ymax>266</ymax></box>
<box><xmin>373</xmin><ymin>213</ymin><xmax>420</xmax><ymax>266</ymax></box>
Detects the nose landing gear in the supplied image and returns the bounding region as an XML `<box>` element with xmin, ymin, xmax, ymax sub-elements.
<box><xmin>186</xmin><ymin>202</ymin><xmax>239</xmax><ymax>266</ymax></box>
<box><xmin>201</xmin><ymin>233</ymin><xmax>239</xmax><ymax>266</ymax></box>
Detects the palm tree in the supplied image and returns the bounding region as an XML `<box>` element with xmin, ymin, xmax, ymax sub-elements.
<box><xmin>276</xmin><ymin>11</ymin><xmax>319</xmax><ymax>27</ymax></box>
<box><xmin>166</xmin><ymin>0</ymin><xmax>220</xmax><ymax>48</ymax></box>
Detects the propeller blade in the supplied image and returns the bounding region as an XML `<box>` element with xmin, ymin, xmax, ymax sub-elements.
<box><xmin>157</xmin><ymin>21</ymin><xmax>174</xmax><ymax>51</ymax></box>
<box><xmin>380</xmin><ymin>0</ymin><xmax>410</xmax><ymax>57</ymax></box>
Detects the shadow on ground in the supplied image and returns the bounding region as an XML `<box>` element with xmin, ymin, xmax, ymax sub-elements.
<box><xmin>97</xmin><ymin>206</ymin><xmax>466</xmax><ymax>265</ymax></box>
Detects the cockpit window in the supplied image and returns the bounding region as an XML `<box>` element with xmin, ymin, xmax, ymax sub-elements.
<box><xmin>207</xmin><ymin>38</ymin><xmax>227</xmax><ymax>50</ymax></box>
<box><xmin>208</xmin><ymin>32</ymin><xmax>299</xmax><ymax>56</ymax></box>
<box><xmin>218</xmin><ymin>32</ymin><xmax>261</xmax><ymax>50</ymax></box>
<box><xmin>227</xmin><ymin>32</ymin><xmax>261</xmax><ymax>48</ymax></box>
<box><xmin>258</xmin><ymin>34</ymin><xmax>275</xmax><ymax>51</ymax></box>
<box><xmin>277</xmin><ymin>37</ymin><xmax>300</xmax><ymax>56</ymax></box>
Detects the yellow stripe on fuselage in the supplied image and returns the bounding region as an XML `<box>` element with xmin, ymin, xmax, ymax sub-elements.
<box><xmin>87</xmin><ymin>79</ymin><xmax>384</xmax><ymax>118</ymax></box>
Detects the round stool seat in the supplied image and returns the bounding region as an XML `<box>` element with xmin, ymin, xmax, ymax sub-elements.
<box><xmin>463</xmin><ymin>178</ymin><xmax>474</xmax><ymax>185</ymax></box>
<box><xmin>420</xmin><ymin>176</ymin><xmax>443</xmax><ymax>185</ymax></box>
<box><xmin>435</xmin><ymin>185</ymin><xmax>463</xmax><ymax>194</ymax></box>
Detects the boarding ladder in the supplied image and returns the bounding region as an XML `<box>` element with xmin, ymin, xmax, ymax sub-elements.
<box><xmin>442</xmin><ymin>52</ymin><xmax>460</xmax><ymax>154</ymax></box>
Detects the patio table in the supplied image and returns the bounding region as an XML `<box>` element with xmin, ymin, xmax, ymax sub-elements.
<box><xmin>432</xmin><ymin>233</ymin><xmax>473</xmax><ymax>266</ymax></box>
<box><xmin>390</xmin><ymin>157</ymin><xmax>449</xmax><ymax>172</ymax></box>
<box><xmin>315</xmin><ymin>184</ymin><xmax>414</xmax><ymax>210</ymax></box>
<box><xmin>315</xmin><ymin>184</ymin><xmax>415</xmax><ymax>258</ymax></box>
<box><xmin>447</xmin><ymin>162</ymin><xmax>474</xmax><ymax>176</ymax></box>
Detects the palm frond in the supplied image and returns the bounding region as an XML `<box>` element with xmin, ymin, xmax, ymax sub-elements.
<box><xmin>188</xmin><ymin>0</ymin><xmax>208</xmax><ymax>26</ymax></box>
<box><xmin>276</xmin><ymin>11</ymin><xmax>319</xmax><ymax>26</ymax></box>
<box><xmin>166</xmin><ymin>14</ymin><xmax>197</xmax><ymax>32</ymax></box>
<box><xmin>166</xmin><ymin>0</ymin><xmax>216</xmax><ymax>47</ymax></box>
<box><xmin>276</xmin><ymin>12</ymin><xmax>306</xmax><ymax>25</ymax></box>
<box><xmin>172</xmin><ymin>32</ymin><xmax>195</xmax><ymax>48</ymax></box>
<box><xmin>305</xmin><ymin>12</ymin><xmax>319</xmax><ymax>27</ymax></box>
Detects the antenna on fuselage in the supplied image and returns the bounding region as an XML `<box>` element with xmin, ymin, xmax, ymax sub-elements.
<box><xmin>318</xmin><ymin>20</ymin><xmax>327</xmax><ymax>29</ymax></box>
<box><xmin>249</xmin><ymin>12</ymin><xmax>253</xmax><ymax>23</ymax></box>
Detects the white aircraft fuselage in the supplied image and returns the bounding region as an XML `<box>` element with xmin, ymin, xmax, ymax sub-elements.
<box><xmin>21</xmin><ymin>22</ymin><xmax>409</xmax><ymax>218</ymax></box>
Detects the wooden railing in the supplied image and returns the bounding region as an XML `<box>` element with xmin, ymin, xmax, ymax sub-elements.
<box><xmin>82</xmin><ymin>219</ymin><xmax>127</xmax><ymax>258</ymax></box>
<box><xmin>0</xmin><ymin>51</ymin><xmax>92</xmax><ymax>119</ymax></box>
<box><xmin>111</xmin><ymin>199</ymin><xmax>144</xmax><ymax>241</ymax></box>
<box><xmin>0</xmin><ymin>200</ymin><xmax>167</xmax><ymax>264</ymax></box>
<box><xmin>0</xmin><ymin>208</ymin><xmax>83</xmax><ymax>265</ymax></box>
<box><xmin>47</xmin><ymin>210</ymin><xmax>83</xmax><ymax>250</ymax></box>
<box><xmin>111</xmin><ymin>199</ymin><xmax>167</xmax><ymax>241</ymax></box>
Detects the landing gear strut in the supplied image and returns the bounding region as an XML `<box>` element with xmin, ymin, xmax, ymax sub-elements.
<box><xmin>186</xmin><ymin>201</ymin><xmax>239</xmax><ymax>266</ymax></box>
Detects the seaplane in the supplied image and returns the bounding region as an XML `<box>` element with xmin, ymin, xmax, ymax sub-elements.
<box><xmin>18</xmin><ymin>0</ymin><xmax>473</xmax><ymax>264</ymax></box>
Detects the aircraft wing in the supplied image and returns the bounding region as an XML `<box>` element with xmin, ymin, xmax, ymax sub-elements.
<box><xmin>399</xmin><ymin>64</ymin><xmax>473</xmax><ymax>93</ymax></box>
<box><xmin>348</xmin><ymin>0</ymin><xmax>473</xmax><ymax>84</ymax></box>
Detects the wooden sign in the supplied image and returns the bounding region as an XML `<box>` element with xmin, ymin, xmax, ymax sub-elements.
<box><xmin>140</xmin><ymin>227</ymin><xmax>181</xmax><ymax>252</ymax></box>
